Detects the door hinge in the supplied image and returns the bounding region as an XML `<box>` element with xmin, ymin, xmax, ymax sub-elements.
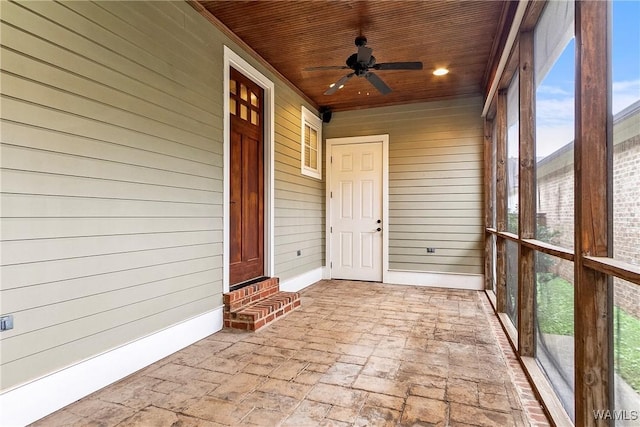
<box><xmin>330</xmin><ymin>226</ymin><xmax>332</xmax><ymax>233</ymax></box>
<box><xmin>330</xmin><ymin>261</ymin><xmax>332</xmax><ymax>268</ymax></box>
<box><xmin>330</xmin><ymin>191</ymin><xmax>332</xmax><ymax>198</ymax></box>
<box><xmin>330</xmin><ymin>156</ymin><xmax>333</xmax><ymax>164</ymax></box>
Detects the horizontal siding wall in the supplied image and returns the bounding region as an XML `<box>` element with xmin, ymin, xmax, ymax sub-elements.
<box><xmin>0</xmin><ymin>0</ymin><xmax>322</xmax><ymax>391</ymax></box>
<box><xmin>0</xmin><ymin>0</ymin><xmax>223</xmax><ymax>391</ymax></box>
<box><xmin>273</xmin><ymin>88</ymin><xmax>325</xmax><ymax>280</ymax></box>
<box><xmin>324</xmin><ymin>97</ymin><xmax>484</xmax><ymax>275</ymax></box>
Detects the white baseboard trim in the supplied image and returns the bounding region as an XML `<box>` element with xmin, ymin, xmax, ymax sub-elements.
<box><xmin>385</xmin><ymin>270</ymin><xmax>484</xmax><ymax>290</ymax></box>
<box><xmin>0</xmin><ymin>307</ymin><xmax>224</xmax><ymax>427</ymax></box>
<box><xmin>279</xmin><ymin>267</ymin><xmax>324</xmax><ymax>292</ymax></box>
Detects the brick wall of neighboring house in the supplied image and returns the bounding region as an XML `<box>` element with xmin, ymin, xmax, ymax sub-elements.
<box><xmin>612</xmin><ymin>134</ymin><xmax>640</xmax><ymax>318</ymax></box>
<box><xmin>534</xmin><ymin>104</ymin><xmax>640</xmax><ymax>318</ymax></box>
<box><xmin>537</xmin><ymin>162</ymin><xmax>575</xmax><ymax>250</ymax></box>
<box><xmin>536</xmin><ymin>142</ymin><xmax>576</xmax><ymax>284</ymax></box>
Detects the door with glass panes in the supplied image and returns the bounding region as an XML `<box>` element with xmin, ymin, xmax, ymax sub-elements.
<box><xmin>229</xmin><ymin>68</ymin><xmax>264</xmax><ymax>286</ymax></box>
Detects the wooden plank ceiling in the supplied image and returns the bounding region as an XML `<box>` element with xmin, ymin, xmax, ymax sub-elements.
<box><xmin>196</xmin><ymin>0</ymin><xmax>510</xmax><ymax>112</ymax></box>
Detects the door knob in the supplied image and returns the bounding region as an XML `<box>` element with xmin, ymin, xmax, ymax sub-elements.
<box><xmin>376</xmin><ymin>219</ymin><xmax>381</xmax><ymax>224</ymax></box>
<box><xmin>376</xmin><ymin>227</ymin><xmax>382</xmax><ymax>232</ymax></box>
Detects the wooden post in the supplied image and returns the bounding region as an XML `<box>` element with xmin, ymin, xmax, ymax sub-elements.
<box><xmin>484</xmin><ymin>118</ymin><xmax>494</xmax><ymax>291</ymax></box>
<box><xmin>496</xmin><ymin>90</ymin><xmax>508</xmax><ymax>313</ymax></box>
<box><xmin>518</xmin><ymin>30</ymin><xmax>536</xmax><ymax>357</ymax></box>
<box><xmin>574</xmin><ymin>1</ymin><xmax>613</xmax><ymax>425</ymax></box>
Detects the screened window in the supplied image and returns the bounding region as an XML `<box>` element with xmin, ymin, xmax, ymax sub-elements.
<box><xmin>301</xmin><ymin>106</ymin><xmax>322</xmax><ymax>179</ymax></box>
<box><xmin>490</xmin><ymin>234</ymin><xmax>497</xmax><ymax>294</ymax></box>
<box><xmin>534</xmin><ymin>0</ymin><xmax>575</xmax><ymax>249</ymax></box>
<box><xmin>491</xmin><ymin>118</ymin><xmax>498</xmax><ymax>229</ymax></box>
<box><xmin>612</xmin><ymin>1</ymin><xmax>640</xmax><ymax>421</ymax></box>
<box><xmin>536</xmin><ymin>254</ymin><xmax>575</xmax><ymax>420</ymax></box>
<box><xmin>612</xmin><ymin>0</ymin><xmax>640</xmax><ymax>269</ymax></box>
<box><xmin>506</xmin><ymin>72</ymin><xmax>519</xmax><ymax>234</ymax></box>
<box><xmin>614</xmin><ymin>278</ymin><xmax>640</xmax><ymax>417</ymax></box>
<box><xmin>532</xmin><ymin>3</ymin><xmax>576</xmax><ymax>420</ymax></box>
<box><xmin>506</xmin><ymin>239</ymin><xmax>518</xmax><ymax>328</ymax></box>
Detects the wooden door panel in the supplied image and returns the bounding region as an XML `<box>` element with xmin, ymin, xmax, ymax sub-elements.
<box><xmin>229</xmin><ymin>130</ymin><xmax>243</xmax><ymax>265</ymax></box>
<box><xmin>242</xmin><ymin>132</ymin><xmax>261</xmax><ymax>262</ymax></box>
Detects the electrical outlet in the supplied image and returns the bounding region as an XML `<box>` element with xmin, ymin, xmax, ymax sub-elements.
<box><xmin>0</xmin><ymin>315</ymin><xmax>14</xmax><ymax>331</ymax></box>
<box><xmin>427</xmin><ymin>248</ymin><xmax>436</xmax><ymax>253</ymax></box>
<box><xmin>297</xmin><ymin>250</ymin><xmax>302</xmax><ymax>256</ymax></box>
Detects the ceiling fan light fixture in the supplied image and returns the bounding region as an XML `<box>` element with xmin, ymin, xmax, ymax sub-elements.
<box><xmin>329</xmin><ymin>83</ymin><xmax>336</xmax><ymax>88</ymax></box>
<box><xmin>433</xmin><ymin>68</ymin><xmax>449</xmax><ymax>76</ymax></box>
<box><xmin>338</xmin><ymin>84</ymin><xmax>345</xmax><ymax>89</ymax></box>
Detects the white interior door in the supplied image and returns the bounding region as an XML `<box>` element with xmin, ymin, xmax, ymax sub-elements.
<box><xmin>330</xmin><ymin>142</ymin><xmax>383</xmax><ymax>281</ymax></box>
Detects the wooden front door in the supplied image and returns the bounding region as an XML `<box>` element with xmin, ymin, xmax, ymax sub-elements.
<box><xmin>229</xmin><ymin>68</ymin><xmax>264</xmax><ymax>285</ymax></box>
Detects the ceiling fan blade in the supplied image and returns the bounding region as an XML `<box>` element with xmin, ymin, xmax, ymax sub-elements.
<box><xmin>324</xmin><ymin>73</ymin><xmax>355</xmax><ymax>95</ymax></box>
<box><xmin>357</xmin><ymin>46</ymin><xmax>373</xmax><ymax>63</ymax></box>
<box><xmin>304</xmin><ymin>65</ymin><xmax>350</xmax><ymax>71</ymax></box>
<box><xmin>374</xmin><ymin>62</ymin><xmax>424</xmax><ymax>70</ymax></box>
<box><xmin>365</xmin><ymin>72</ymin><xmax>392</xmax><ymax>95</ymax></box>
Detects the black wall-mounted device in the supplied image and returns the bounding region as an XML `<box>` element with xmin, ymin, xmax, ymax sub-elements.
<box><xmin>319</xmin><ymin>106</ymin><xmax>332</xmax><ymax>123</ymax></box>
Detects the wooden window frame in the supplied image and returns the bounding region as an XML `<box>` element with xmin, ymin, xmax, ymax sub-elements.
<box><xmin>301</xmin><ymin>106</ymin><xmax>322</xmax><ymax>180</ymax></box>
<box><xmin>574</xmin><ymin>2</ymin><xmax>614</xmax><ymax>425</ymax></box>
<box><xmin>484</xmin><ymin>1</ymin><xmax>639</xmax><ymax>426</ymax></box>
<box><xmin>517</xmin><ymin>29</ymin><xmax>535</xmax><ymax>358</ymax></box>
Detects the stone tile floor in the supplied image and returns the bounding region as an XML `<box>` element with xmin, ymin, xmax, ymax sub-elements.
<box><xmin>33</xmin><ymin>280</ymin><xmax>550</xmax><ymax>426</ymax></box>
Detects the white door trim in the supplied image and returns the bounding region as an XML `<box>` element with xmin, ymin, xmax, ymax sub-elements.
<box><xmin>223</xmin><ymin>46</ymin><xmax>275</xmax><ymax>293</ymax></box>
<box><xmin>326</xmin><ymin>135</ymin><xmax>389</xmax><ymax>283</ymax></box>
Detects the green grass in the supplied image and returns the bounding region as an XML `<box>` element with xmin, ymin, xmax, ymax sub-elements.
<box><xmin>614</xmin><ymin>307</ymin><xmax>640</xmax><ymax>392</ymax></box>
<box><xmin>536</xmin><ymin>276</ymin><xmax>574</xmax><ymax>336</ymax></box>
<box><xmin>536</xmin><ymin>274</ymin><xmax>640</xmax><ymax>392</ymax></box>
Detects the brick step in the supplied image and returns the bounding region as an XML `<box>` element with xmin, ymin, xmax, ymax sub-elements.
<box><xmin>224</xmin><ymin>291</ymin><xmax>301</xmax><ymax>331</ymax></box>
<box><xmin>224</xmin><ymin>277</ymin><xmax>280</xmax><ymax>312</ymax></box>
<box><xmin>223</xmin><ymin>277</ymin><xmax>301</xmax><ymax>331</ymax></box>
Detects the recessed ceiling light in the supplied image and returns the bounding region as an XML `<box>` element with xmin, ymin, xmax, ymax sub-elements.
<box><xmin>433</xmin><ymin>68</ymin><xmax>449</xmax><ymax>76</ymax></box>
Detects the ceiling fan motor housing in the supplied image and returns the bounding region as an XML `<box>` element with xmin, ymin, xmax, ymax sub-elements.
<box><xmin>346</xmin><ymin>53</ymin><xmax>376</xmax><ymax>75</ymax></box>
<box><xmin>355</xmin><ymin>35</ymin><xmax>368</xmax><ymax>47</ymax></box>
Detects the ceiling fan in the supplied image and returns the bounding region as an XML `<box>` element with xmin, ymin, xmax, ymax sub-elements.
<box><xmin>305</xmin><ymin>35</ymin><xmax>423</xmax><ymax>95</ymax></box>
